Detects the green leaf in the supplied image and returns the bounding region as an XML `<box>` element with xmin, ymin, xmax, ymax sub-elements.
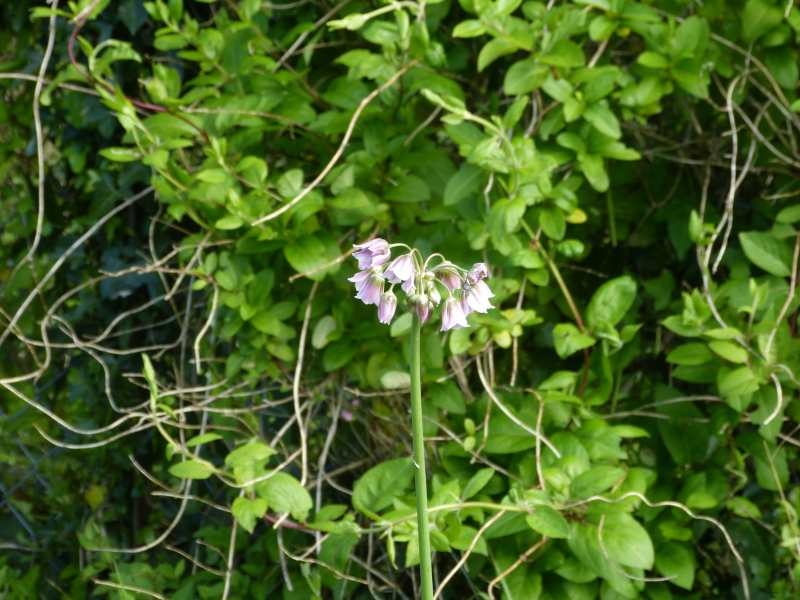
<box><xmin>583</xmin><ymin>102</ymin><xmax>621</xmax><ymax>139</ymax></box>
<box><xmin>553</xmin><ymin>323</ymin><xmax>596</xmax><ymax>358</ymax></box>
<box><xmin>185</xmin><ymin>433</ymin><xmax>222</xmax><ymax>447</ymax></box>
<box><xmin>638</xmin><ymin>51</ymin><xmax>670</xmax><ymax>69</ymax></box>
<box><xmin>600</xmin><ymin>514</ymin><xmax>654</xmax><ymax>570</ymax></box>
<box><xmin>776</xmin><ymin>204</ymin><xmax>800</xmax><ymax>223</ymax></box>
<box><xmin>352</xmin><ymin>457</ymin><xmax>414</xmax><ymax>515</ymax></box>
<box><xmin>708</xmin><ymin>340</ymin><xmax>748</xmax><ymax>364</ymax></box>
<box><xmin>232</xmin><ymin>497</ymin><xmax>267</xmax><ymax>534</ymax></box>
<box><xmin>654</xmin><ymin>542</ymin><xmax>695</xmax><ymax>590</ymax></box>
<box><xmin>452</xmin><ymin>19</ymin><xmax>485</xmax><ymax>38</ymax></box>
<box><xmin>539</xmin><ymin>206</ymin><xmax>566</xmax><ymax>240</ymax></box>
<box><xmin>666</xmin><ymin>343</ymin><xmax>713</xmax><ymax>366</ymax></box>
<box><xmin>504</xmin><ymin>58</ymin><xmax>550</xmax><ymax>94</ymax></box>
<box><xmin>656</xmin><ymin>389</ymin><xmax>709</xmax><ymax>464</ymax></box>
<box><xmin>764</xmin><ymin>46</ymin><xmax>799</xmax><ymax>90</ymax></box>
<box><xmin>322</xmin><ymin>340</ymin><xmax>357</xmax><ymax>371</ymax></box>
<box><xmin>225</xmin><ymin>439</ymin><xmax>277</xmax><ymax>467</ymax></box>
<box><xmin>739</xmin><ymin>231</ymin><xmax>792</xmax><ymax>277</ymax></box>
<box><xmin>612</xmin><ymin>425</ymin><xmax>650</xmax><ymax>438</ymax></box>
<box><xmin>477</xmin><ymin>38</ymin><xmax>518</xmax><ymax>72</ymax></box>
<box><xmin>741</xmin><ymin>0</ymin><xmax>784</xmax><ymax>41</ymax></box>
<box><xmin>570</xmin><ymin>466</ymin><xmax>625</xmax><ymax>498</ymax></box>
<box><xmin>589</xmin><ymin>15</ymin><xmax>617</xmax><ymax>41</ymax></box>
<box><xmin>525</xmin><ymin>506</ymin><xmax>569</xmax><ymax>539</ymax></box>
<box><xmin>737</xmin><ymin>433</ymin><xmax>789</xmax><ymax>491</ymax></box>
<box><xmin>444</xmin><ymin>164</ymin><xmax>483</xmax><ymax>205</ymax></box>
<box><xmin>463</xmin><ymin>468</ymin><xmax>495</xmax><ymax>499</ymax></box>
<box><xmin>718</xmin><ymin>366</ymin><xmax>762</xmax><ymax>397</ymax></box>
<box><xmin>168</xmin><ymin>460</ymin><xmax>213</xmax><ymax>480</ymax></box>
<box><xmin>246</xmin><ymin>270</ymin><xmax>275</xmax><ymax>306</ymax></box>
<box><xmin>255</xmin><ymin>472</ymin><xmax>313</xmax><ymax>521</ymax></box>
<box><xmin>539</xmin><ymin>40</ymin><xmax>585</xmax><ymax>68</ymax></box>
<box><xmin>390</xmin><ymin>312</ymin><xmax>413</xmax><ymax>338</ymax></box>
<box><xmin>672</xmin><ymin>16</ymin><xmax>703</xmax><ymax>58</ymax></box>
<box><xmin>381</xmin><ymin>371</ymin><xmax>411</xmax><ymax>389</ymax></box>
<box><xmin>311</xmin><ymin>315</ymin><xmax>338</xmax><ymax>350</ymax></box>
<box><xmin>284</xmin><ymin>232</ymin><xmax>341</xmax><ymax>281</ymax></box>
<box><xmin>585</xmin><ymin>276</ymin><xmax>637</xmax><ymax>329</ymax></box>
<box><xmin>578</xmin><ymin>152</ymin><xmax>608</xmax><ymax>191</ymax></box>
<box><xmin>429</xmin><ymin>381</ymin><xmax>466</xmax><ymax>414</ymax></box>
<box><xmin>385</xmin><ymin>176</ymin><xmax>430</xmax><ymax>203</ymax></box>
<box><xmin>727</xmin><ymin>496</ymin><xmax>763</xmax><ymax>519</ymax></box>
<box><xmin>480</xmin><ymin>409</ymin><xmax>541</xmax><ymax>454</ymax></box>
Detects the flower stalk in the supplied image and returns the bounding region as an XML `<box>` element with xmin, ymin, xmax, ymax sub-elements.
<box><xmin>409</xmin><ymin>312</ymin><xmax>434</xmax><ymax>600</ymax></box>
<box><xmin>348</xmin><ymin>237</ymin><xmax>495</xmax><ymax>599</ymax></box>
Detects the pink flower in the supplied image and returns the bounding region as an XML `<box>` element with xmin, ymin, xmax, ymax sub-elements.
<box><xmin>383</xmin><ymin>254</ymin><xmax>415</xmax><ymax>284</ymax></box>
<box><xmin>348</xmin><ymin>268</ymin><xmax>372</xmax><ymax>293</ymax></box>
<box><xmin>466</xmin><ymin>263</ymin><xmax>488</xmax><ymax>286</ymax></box>
<box><xmin>353</xmin><ymin>238</ymin><xmax>391</xmax><ymax>270</ymax></box>
<box><xmin>415</xmin><ymin>293</ymin><xmax>432</xmax><ymax>324</ymax></box>
<box><xmin>441</xmin><ymin>296</ymin><xmax>469</xmax><ymax>331</ymax></box>
<box><xmin>378</xmin><ymin>290</ymin><xmax>398</xmax><ymax>324</ymax></box>
<box><xmin>461</xmin><ymin>280</ymin><xmax>495</xmax><ymax>316</ymax></box>
<box><xmin>436</xmin><ymin>266</ymin><xmax>462</xmax><ymax>292</ymax></box>
<box><xmin>355</xmin><ymin>272</ymin><xmax>384</xmax><ymax>306</ymax></box>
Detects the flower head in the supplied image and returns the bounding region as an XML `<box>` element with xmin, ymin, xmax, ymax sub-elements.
<box><xmin>441</xmin><ymin>296</ymin><xmax>469</xmax><ymax>331</ymax></box>
<box><xmin>355</xmin><ymin>271</ymin><xmax>385</xmax><ymax>306</ymax></box>
<box><xmin>353</xmin><ymin>238</ymin><xmax>391</xmax><ymax>270</ymax></box>
<box><xmin>461</xmin><ymin>280</ymin><xmax>495</xmax><ymax>316</ymax></box>
<box><xmin>383</xmin><ymin>254</ymin><xmax>415</xmax><ymax>284</ymax></box>
<box><xmin>378</xmin><ymin>290</ymin><xmax>398</xmax><ymax>324</ymax></box>
<box><xmin>466</xmin><ymin>263</ymin><xmax>489</xmax><ymax>286</ymax></box>
<box><xmin>436</xmin><ymin>265</ymin><xmax>462</xmax><ymax>293</ymax></box>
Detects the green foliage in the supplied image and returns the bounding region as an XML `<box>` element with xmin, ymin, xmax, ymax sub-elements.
<box><xmin>3</xmin><ymin>0</ymin><xmax>800</xmax><ymax>598</ymax></box>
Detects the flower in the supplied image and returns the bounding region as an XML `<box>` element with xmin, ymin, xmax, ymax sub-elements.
<box><xmin>383</xmin><ymin>254</ymin><xmax>415</xmax><ymax>284</ymax></box>
<box><xmin>415</xmin><ymin>293</ymin><xmax>432</xmax><ymax>324</ymax></box>
<box><xmin>461</xmin><ymin>280</ymin><xmax>495</xmax><ymax>316</ymax></box>
<box><xmin>348</xmin><ymin>268</ymin><xmax>373</xmax><ymax>293</ymax></box>
<box><xmin>441</xmin><ymin>296</ymin><xmax>469</xmax><ymax>331</ymax></box>
<box><xmin>353</xmin><ymin>238</ymin><xmax>391</xmax><ymax>270</ymax></box>
<box><xmin>466</xmin><ymin>263</ymin><xmax>488</xmax><ymax>286</ymax></box>
<box><xmin>402</xmin><ymin>277</ymin><xmax>416</xmax><ymax>294</ymax></box>
<box><xmin>436</xmin><ymin>265</ymin><xmax>461</xmax><ymax>293</ymax></box>
<box><xmin>378</xmin><ymin>290</ymin><xmax>398</xmax><ymax>324</ymax></box>
<box><xmin>355</xmin><ymin>271</ymin><xmax>385</xmax><ymax>306</ymax></box>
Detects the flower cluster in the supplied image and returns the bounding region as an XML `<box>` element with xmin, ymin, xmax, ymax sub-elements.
<box><xmin>349</xmin><ymin>238</ymin><xmax>495</xmax><ymax>331</ymax></box>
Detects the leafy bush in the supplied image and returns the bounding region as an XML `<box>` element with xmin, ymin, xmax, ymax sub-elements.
<box><xmin>2</xmin><ymin>0</ymin><xmax>800</xmax><ymax>598</ymax></box>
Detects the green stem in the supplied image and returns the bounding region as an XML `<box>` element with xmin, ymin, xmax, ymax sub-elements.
<box><xmin>410</xmin><ymin>313</ymin><xmax>434</xmax><ymax>600</ymax></box>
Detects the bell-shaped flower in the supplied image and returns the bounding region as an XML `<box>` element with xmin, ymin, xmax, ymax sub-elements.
<box><xmin>461</xmin><ymin>280</ymin><xmax>495</xmax><ymax>316</ymax></box>
<box><xmin>348</xmin><ymin>268</ymin><xmax>373</xmax><ymax>293</ymax></box>
<box><xmin>355</xmin><ymin>271</ymin><xmax>384</xmax><ymax>306</ymax></box>
<box><xmin>378</xmin><ymin>290</ymin><xmax>398</xmax><ymax>324</ymax></box>
<box><xmin>353</xmin><ymin>238</ymin><xmax>391</xmax><ymax>270</ymax></box>
<box><xmin>383</xmin><ymin>254</ymin><xmax>415</xmax><ymax>284</ymax></box>
<box><xmin>436</xmin><ymin>266</ymin><xmax>462</xmax><ymax>293</ymax></box>
<box><xmin>415</xmin><ymin>293</ymin><xmax>432</xmax><ymax>324</ymax></box>
<box><xmin>466</xmin><ymin>262</ymin><xmax>488</xmax><ymax>286</ymax></box>
<box><xmin>441</xmin><ymin>296</ymin><xmax>469</xmax><ymax>331</ymax></box>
